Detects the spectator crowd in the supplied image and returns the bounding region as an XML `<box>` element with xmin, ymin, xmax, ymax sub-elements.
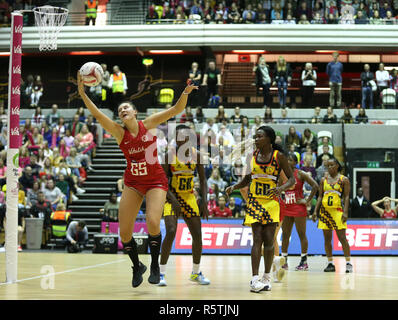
<box><xmin>2</xmin><ymin>0</ymin><xmax>398</xmax><ymax>27</ymax></box>
<box><xmin>146</xmin><ymin>0</ymin><xmax>398</xmax><ymax>25</ymax></box>
<box><xmin>0</xmin><ymin>103</ymin><xmax>97</xmax><ymax>251</ymax></box>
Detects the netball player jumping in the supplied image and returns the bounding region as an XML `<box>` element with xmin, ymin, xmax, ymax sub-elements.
<box><xmin>77</xmin><ymin>71</ymin><xmax>197</xmax><ymax>287</ymax></box>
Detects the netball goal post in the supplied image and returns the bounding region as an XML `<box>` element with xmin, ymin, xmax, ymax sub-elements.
<box><xmin>6</xmin><ymin>6</ymin><xmax>68</xmax><ymax>283</ymax></box>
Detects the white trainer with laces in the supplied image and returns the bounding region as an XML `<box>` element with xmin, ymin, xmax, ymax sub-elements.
<box><xmin>250</xmin><ymin>279</ymin><xmax>266</xmax><ymax>293</ymax></box>
<box><xmin>346</xmin><ymin>263</ymin><xmax>353</xmax><ymax>273</ymax></box>
<box><xmin>157</xmin><ymin>273</ymin><xmax>167</xmax><ymax>286</ymax></box>
<box><xmin>190</xmin><ymin>272</ymin><xmax>210</xmax><ymax>285</ymax></box>
<box><xmin>261</xmin><ymin>274</ymin><xmax>272</xmax><ymax>291</ymax></box>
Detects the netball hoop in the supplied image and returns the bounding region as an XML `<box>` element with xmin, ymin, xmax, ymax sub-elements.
<box><xmin>5</xmin><ymin>6</ymin><xmax>68</xmax><ymax>283</ymax></box>
<box><xmin>33</xmin><ymin>6</ymin><xmax>69</xmax><ymax>51</ymax></box>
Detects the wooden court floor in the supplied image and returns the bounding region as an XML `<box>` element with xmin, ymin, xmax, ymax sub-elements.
<box><xmin>1</xmin><ymin>252</ymin><xmax>398</xmax><ymax>300</ymax></box>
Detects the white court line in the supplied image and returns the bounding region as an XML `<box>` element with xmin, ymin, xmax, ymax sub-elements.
<box><xmin>352</xmin><ymin>272</ymin><xmax>398</xmax><ymax>280</ymax></box>
<box><xmin>0</xmin><ymin>258</ymin><xmax>127</xmax><ymax>286</ymax></box>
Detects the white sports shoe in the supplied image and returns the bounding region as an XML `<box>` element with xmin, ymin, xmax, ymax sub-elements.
<box><xmin>157</xmin><ymin>273</ymin><xmax>167</xmax><ymax>286</ymax></box>
<box><xmin>261</xmin><ymin>274</ymin><xmax>272</xmax><ymax>291</ymax></box>
<box><xmin>190</xmin><ymin>272</ymin><xmax>210</xmax><ymax>285</ymax></box>
<box><xmin>250</xmin><ymin>278</ymin><xmax>266</xmax><ymax>293</ymax></box>
<box><xmin>76</xmin><ymin>187</ymin><xmax>86</xmax><ymax>194</ymax></box>
<box><xmin>273</xmin><ymin>256</ymin><xmax>286</xmax><ymax>282</ymax></box>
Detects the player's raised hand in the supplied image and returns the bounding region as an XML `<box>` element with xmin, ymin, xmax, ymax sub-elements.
<box><xmin>77</xmin><ymin>71</ymin><xmax>86</xmax><ymax>97</ymax></box>
<box><xmin>183</xmin><ymin>81</ymin><xmax>199</xmax><ymax>94</ymax></box>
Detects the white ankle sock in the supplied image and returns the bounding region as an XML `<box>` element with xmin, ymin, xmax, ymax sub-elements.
<box><xmin>192</xmin><ymin>263</ymin><xmax>200</xmax><ymax>274</ymax></box>
<box><xmin>160</xmin><ymin>264</ymin><xmax>166</xmax><ymax>274</ymax></box>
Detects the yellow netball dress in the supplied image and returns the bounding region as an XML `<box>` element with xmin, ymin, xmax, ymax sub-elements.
<box><xmin>163</xmin><ymin>150</ymin><xmax>200</xmax><ymax>218</ymax></box>
<box><xmin>244</xmin><ymin>149</ymin><xmax>282</xmax><ymax>226</ymax></box>
<box><xmin>318</xmin><ymin>175</ymin><xmax>347</xmax><ymax>230</ymax></box>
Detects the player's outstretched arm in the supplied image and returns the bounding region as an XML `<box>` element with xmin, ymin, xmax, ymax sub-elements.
<box><xmin>77</xmin><ymin>71</ymin><xmax>124</xmax><ymax>143</ymax></box>
<box><xmin>143</xmin><ymin>84</ymin><xmax>198</xmax><ymax>130</ymax></box>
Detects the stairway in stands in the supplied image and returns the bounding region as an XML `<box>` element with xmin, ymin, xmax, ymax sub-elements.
<box><xmin>68</xmin><ymin>136</ymin><xmax>125</xmax><ymax>247</ymax></box>
<box><xmin>220</xmin><ymin>62</ymin><xmax>257</xmax><ymax>104</ymax></box>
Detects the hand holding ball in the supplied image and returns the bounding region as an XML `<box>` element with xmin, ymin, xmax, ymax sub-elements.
<box><xmin>79</xmin><ymin>62</ymin><xmax>104</xmax><ymax>87</ymax></box>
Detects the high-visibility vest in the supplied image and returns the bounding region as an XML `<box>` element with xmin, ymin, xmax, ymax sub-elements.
<box><xmin>50</xmin><ymin>210</ymin><xmax>71</xmax><ymax>237</ymax></box>
<box><xmin>112</xmin><ymin>73</ymin><xmax>125</xmax><ymax>93</ymax></box>
<box><xmin>86</xmin><ymin>0</ymin><xmax>97</xmax><ymax>18</ymax></box>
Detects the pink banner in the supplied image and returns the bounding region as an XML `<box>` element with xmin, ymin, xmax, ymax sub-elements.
<box><xmin>8</xmin><ymin>14</ymin><xmax>22</xmax><ymax>149</ymax></box>
<box><xmin>101</xmin><ymin>222</ymin><xmax>148</xmax><ymax>250</ymax></box>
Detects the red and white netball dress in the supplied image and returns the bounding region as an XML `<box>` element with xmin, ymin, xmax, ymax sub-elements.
<box><xmin>382</xmin><ymin>209</ymin><xmax>397</xmax><ymax>219</ymax></box>
<box><xmin>119</xmin><ymin>120</ymin><xmax>168</xmax><ymax>195</ymax></box>
<box><xmin>280</xmin><ymin>169</ymin><xmax>307</xmax><ymax>219</ymax></box>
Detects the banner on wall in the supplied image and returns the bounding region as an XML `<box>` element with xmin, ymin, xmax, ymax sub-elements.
<box><xmin>160</xmin><ymin>219</ymin><xmax>398</xmax><ymax>255</ymax></box>
<box><xmin>100</xmin><ymin>219</ymin><xmax>398</xmax><ymax>255</ymax></box>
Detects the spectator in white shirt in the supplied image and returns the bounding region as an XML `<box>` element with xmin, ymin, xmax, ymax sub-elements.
<box><xmin>284</xmin><ymin>14</ymin><xmax>296</xmax><ymax>24</ymax></box>
<box><xmin>216</xmin><ymin>124</ymin><xmax>235</xmax><ymax>149</ymax></box>
<box><xmin>201</xmin><ymin>117</ymin><xmax>219</xmax><ymax>136</ymax></box>
<box><xmin>301</xmin><ymin>63</ymin><xmax>317</xmax><ymax>108</ymax></box>
<box><xmin>375</xmin><ymin>63</ymin><xmax>390</xmax><ymax>108</ymax></box>
<box><xmin>271</xmin><ymin>12</ymin><xmax>284</xmax><ymax>24</ymax></box>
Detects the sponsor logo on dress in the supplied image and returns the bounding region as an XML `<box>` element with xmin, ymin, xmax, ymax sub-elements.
<box><xmin>142</xmin><ymin>135</ymin><xmax>148</xmax><ymax>142</ymax></box>
<box><xmin>128</xmin><ymin>146</ymin><xmax>144</xmax><ymax>155</ymax></box>
<box><xmin>13</xmin><ymin>65</ymin><xmax>21</xmax><ymax>74</ymax></box>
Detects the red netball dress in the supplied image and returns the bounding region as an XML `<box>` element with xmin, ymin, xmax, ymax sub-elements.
<box><xmin>382</xmin><ymin>209</ymin><xmax>397</xmax><ymax>219</ymax></box>
<box><xmin>119</xmin><ymin>120</ymin><xmax>168</xmax><ymax>195</ymax></box>
<box><xmin>281</xmin><ymin>169</ymin><xmax>307</xmax><ymax>218</ymax></box>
